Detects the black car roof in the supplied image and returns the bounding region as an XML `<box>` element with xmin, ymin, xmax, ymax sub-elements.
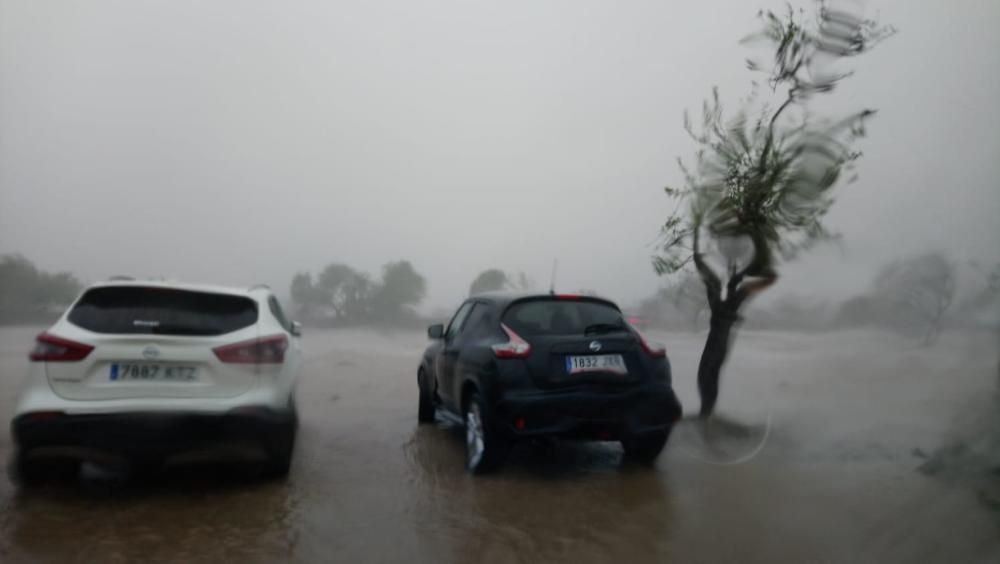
<box><xmin>468</xmin><ymin>291</ymin><xmax>619</xmax><ymax>309</ymax></box>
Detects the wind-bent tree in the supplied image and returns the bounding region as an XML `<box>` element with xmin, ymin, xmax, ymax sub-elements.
<box><xmin>318</xmin><ymin>263</ymin><xmax>373</xmax><ymax>321</ymax></box>
<box><xmin>372</xmin><ymin>260</ymin><xmax>427</xmax><ymax>319</ymax></box>
<box><xmin>873</xmin><ymin>252</ymin><xmax>955</xmax><ymax>345</ymax></box>
<box><xmin>963</xmin><ymin>261</ymin><xmax>1000</xmax><ymax>311</ymax></box>
<box><xmin>290</xmin><ymin>272</ymin><xmax>332</xmax><ymax>317</ymax></box>
<box><xmin>469</xmin><ymin>269</ymin><xmax>510</xmax><ymax>296</ymax></box>
<box><xmin>510</xmin><ymin>271</ymin><xmax>534</xmax><ymax>291</ymax></box>
<box><xmin>0</xmin><ymin>254</ymin><xmax>82</xmax><ymax>323</ymax></box>
<box><xmin>654</xmin><ymin>4</ymin><xmax>893</xmax><ymax>416</ymax></box>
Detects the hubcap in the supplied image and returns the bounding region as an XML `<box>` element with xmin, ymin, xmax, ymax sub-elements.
<box><xmin>466</xmin><ymin>404</ymin><xmax>485</xmax><ymax>468</ymax></box>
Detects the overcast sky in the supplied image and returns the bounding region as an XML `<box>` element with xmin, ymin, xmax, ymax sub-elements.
<box><xmin>1</xmin><ymin>0</ymin><xmax>998</xmax><ymax>311</ymax></box>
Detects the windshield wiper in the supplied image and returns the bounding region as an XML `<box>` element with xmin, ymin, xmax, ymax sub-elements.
<box><xmin>583</xmin><ymin>322</ymin><xmax>628</xmax><ymax>335</ymax></box>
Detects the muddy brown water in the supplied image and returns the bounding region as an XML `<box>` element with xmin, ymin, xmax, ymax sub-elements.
<box><xmin>0</xmin><ymin>326</ymin><xmax>996</xmax><ymax>563</ymax></box>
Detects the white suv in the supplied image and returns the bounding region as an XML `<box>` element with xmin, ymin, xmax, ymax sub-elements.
<box><xmin>10</xmin><ymin>280</ymin><xmax>302</xmax><ymax>481</ymax></box>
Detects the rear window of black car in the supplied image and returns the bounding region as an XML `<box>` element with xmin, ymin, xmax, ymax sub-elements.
<box><xmin>68</xmin><ymin>286</ymin><xmax>258</xmax><ymax>336</ymax></box>
<box><xmin>502</xmin><ymin>299</ymin><xmax>624</xmax><ymax>336</ymax></box>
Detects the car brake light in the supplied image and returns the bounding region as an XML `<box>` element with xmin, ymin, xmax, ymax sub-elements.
<box><xmin>213</xmin><ymin>334</ymin><xmax>288</xmax><ymax>364</ymax></box>
<box><xmin>492</xmin><ymin>323</ymin><xmax>532</xmax><ymax>359</ymax></box>
<box><xmin>29</xmin><ymin>333</ymin><xmax>94</xmax><ymax>362</ymax></box>
<box><xmin>635</xmin><ymin>329</ymin><xmax>667</xmax><ymax>358</ymax></box>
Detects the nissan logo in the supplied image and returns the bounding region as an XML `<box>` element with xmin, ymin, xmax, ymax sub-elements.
<box><xmin>142</xmin><ymin>345</ymin><xmax>160</xmax><ymax>360</ymax></box>
<box><xmin>589</xmin><ymin>341</ymin><xmax>602</xmax><ymax>352</ymax></box>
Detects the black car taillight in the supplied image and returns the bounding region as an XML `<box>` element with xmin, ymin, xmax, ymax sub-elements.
<box><xmin>635</xmin><ymin>329</ymin><xmax>666</xmax><ymax>358</ymax></box>
<box><xmin>29</xmin><ymin>333</ymin><xmax>94</xmax><ymax>362</ymax></box>
<box><xmin>213</xmin><ymin>334</ymin><xmax>288</xmax><ymax>364</ymax></box>
<box><xmin>492</xmin><ymin>323</ymin><xmax>532</xmax><ymax>359</ymax></box>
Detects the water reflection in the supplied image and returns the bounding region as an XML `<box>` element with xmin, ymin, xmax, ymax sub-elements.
<box><xmin>404</xmin><ymin>420</ymin><xmax>677</xmax><ymax>564</ymax></box>
<box><xmin>4</xmin><ymin>462</ymin><xmax>300</xmax><ymax>563</ymax></box>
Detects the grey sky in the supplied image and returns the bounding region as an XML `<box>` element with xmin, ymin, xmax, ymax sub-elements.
<box><xmin>1</xmin><ymin>0</ymin><xmax>998</xmax><ymax>311</ymax></box>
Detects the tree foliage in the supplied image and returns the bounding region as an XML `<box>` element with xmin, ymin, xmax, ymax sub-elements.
<box><xmin>373</xmin><ymin>261</ymin><xmax>427</xmax><ymax>319</ymax></box>
<box><xmin>317</xmin><ymin>263</ymin><xmax>375</xmax><ymax>321</ymax></box>
<box><xmin>290</xmin><ymin>260</ymin><xmax>427</xmax><ymax>325</ymax></box>
<box><xmin>0</xmin><ymin>254</ymin><xmax>83</xmax><ymax>323</ymax></box>
<box><xmin>468</xmin><ymin>268</ymin><xmax>534</xmax><ymax>296</ymax></box>
<box><xmin>290</xmin><ymin>272</ymin><xmax>331</xmax><ymax>316</ymax></box>
<box><xmin>469</xmin><ymin>269</ymin><xmax>509</xmax><ymax>296</ymax></box>
<box><xmin>655</xmin><ymin>3</ymin><xmax>894</xmax><ymax>286</ymax></box>
<box><xmin>873</xmin><ymin>252</ymin><xmax>955</xmax><ymax>345</ymax></box>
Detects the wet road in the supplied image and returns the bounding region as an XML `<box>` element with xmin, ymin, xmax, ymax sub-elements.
<box><xmin>0</xmin><ymin>325</ymin><xmax>997</xmax><ymax>563</ymax></box>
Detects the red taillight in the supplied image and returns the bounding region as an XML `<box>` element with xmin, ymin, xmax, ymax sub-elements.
<box><xmin>492</xmin><ymin>323</ymin><xmax>532</xmax><ymax>359</ymax></box>
<box><xmin>635</xmin><ymin>329</ymin><xmax>666</xmax><ymax>358</ymax></box>
<box><xmin>29</xmin><ymin>333</ymin><xmax>94</xmax><ymax>362</ymax></box>
<box><xmin>555</xmin><ymin>294</ymin><xmax>581</xmax><ymax>300</ymax></box>
<box><xmin>213</xmin><ymin>334</ymin><xmax>288</xmax><ymax>364</ymax></box>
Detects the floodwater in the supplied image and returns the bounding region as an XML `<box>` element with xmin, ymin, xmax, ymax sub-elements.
<box><xmin>0</xmin><ymin>325</ymin><xmax>996</xmax><ymax>563</ymax></box>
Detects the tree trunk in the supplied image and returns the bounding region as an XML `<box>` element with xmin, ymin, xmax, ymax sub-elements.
<box><xmin>697</xmin><ymin>309</ymin><xmax>737</xmax><ymax>417</ymax></box>
<box><xmin>689</xmin><ymin>229</ymin><xmax>776</xmax><ymax>418</ymax></box>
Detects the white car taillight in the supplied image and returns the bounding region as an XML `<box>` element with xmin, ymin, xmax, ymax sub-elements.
<box><xmin>213</xmin><ymin>334</ymin><xmax>288</xmax><ymax>364</ymax></box>
<box><xmin>491</xmin><ymin>323</ymin><xmax>532</xmax><ymax>359</ymax></box>
<box><xmin>29</xmin><ymin>333</ymin><xmax>94</xmax><ymax>362</ymax></box>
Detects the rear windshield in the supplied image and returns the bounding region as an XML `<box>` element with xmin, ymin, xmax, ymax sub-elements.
<box><xmin>68</xmin><ymin>287</ymin><xmax>258</xmax><ymax>336</ymax></box>
<box><xmin>502</xmin><ymin>299</ymin><xmax>625</xmax><ymax>336</ymax></box>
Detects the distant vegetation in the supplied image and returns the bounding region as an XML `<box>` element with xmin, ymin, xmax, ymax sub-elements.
<box><xmin>0</xmin><ymin>254</ymin><xmax>83</xmax><ymax>324</ymax></box>
<box><xmin>838</xmin><ymin>252</ymin><xmax>956</xmax><ymax>345</ymax></box>
<box><xmin>290</xmin><ymin>260</ymin><xmax>427</xmax><ymax>327</ymax></box>
<box><xmin>636</xmin><ymin>251</ymin><xmax>996</xmax><ymax>346</ymax></box>
<box><xmin>468</xmin><ymin>269</ymin><xmax>534</xmax><ymax>296</ymax></box>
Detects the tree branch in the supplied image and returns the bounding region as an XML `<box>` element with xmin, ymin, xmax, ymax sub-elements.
<box><xmin>731</xmin><ymin>231</ymin><xmax>778</xmax><ymax>306</ymax></box>
<box><xmin>692</xmin><ymin>226</ymin><xmax>723</xmax><ymax>310</ymax></box>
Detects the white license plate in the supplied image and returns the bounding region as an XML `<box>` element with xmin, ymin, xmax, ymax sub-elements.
<box><xmin>565</xmin><ymin>354</ymin><xmax>627</xmax><ymax>374</ymax></box>
<box><xmin>110</xmin><ymin>363</ymin><xmax>198</xmax><ymax>382</ymax></box>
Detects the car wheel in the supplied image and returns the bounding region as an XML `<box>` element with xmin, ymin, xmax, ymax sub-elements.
<box><xmin>8</xmin><ymin>450</ymin><xmax>41</xmax><ymax>487</ymax></box>
<box><xmin>8</xmin><ymin>449</ymin><xmax>78</xmax><ymax>487</ymax></box>
<box><xmin>418</xmin><ymin>370</ymin><xmax>436</xmax><ymax>423</ymax></box>
<box><xmin>263</xmin><ymin>408</ymin><xmax>297</xmax><ymax>479</ymax></box>
<box><xmin>464</xmin><ymin>392</ymin><xmax>506</xmax><ymax>474</ymax></box>
<box><xmin>129</xmin><ymin>456</ymin><xmax>164</xmax><ymax>478</ymax></box>
<box><xmin>622</xmin><ymin>429</ymin><xmax>670</xmax><ymax>465</ymax></box>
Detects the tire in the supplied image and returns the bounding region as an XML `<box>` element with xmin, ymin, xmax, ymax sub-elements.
<box><xmin>8</xmin><ymin>449</ymin><xmax>79</xmax><ymax>487</ymax></box>
<box><xmin>129</xmin><ymin>456</ymin><xmax>164</xmax><ymax>478</ymax></box>
<box><xmin>263</xmin><ymin>403</ymin><xmax>298</xmax><ymax>479</ymax></box>
<box><xmin>464</xmin><ymin>392</ymin><xmax>507</xmax><ymax>474</ymax></box>
<box><xmin>8</xmin><ymin>450</ymin><xmax>43</xmax><ymax>487</ymax></box>
<box><xmin>418</xmin><ymin>370</ymin><xmax>436</xmax><ymax>423</ymax></box>
<box><xmin>622</xmin><ymin>429</ymin><xmax>670</xmax><ymax>465</ymax></box>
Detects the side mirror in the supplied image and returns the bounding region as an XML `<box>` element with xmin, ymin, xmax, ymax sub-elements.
<box><xmin>290</xmin><ymin>321</ymin><xmax>303</xmax><ymax>337</ymax></box>
<box><xmin>427</xmin><ymin>324</ymin><xmax>444</xmax><ymax>339</ymax></box>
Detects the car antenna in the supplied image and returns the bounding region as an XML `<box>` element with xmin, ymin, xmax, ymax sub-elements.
<box><xmin>548</xmin><ymin>259</ymin><xmax>558</xmax><ymax>295</ymax></box>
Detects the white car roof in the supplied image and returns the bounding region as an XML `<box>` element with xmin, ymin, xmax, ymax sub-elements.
<box><xmin>85</xmin><ymin>279</ymin><xmax>270</xmax><ymax>298</ymax></box>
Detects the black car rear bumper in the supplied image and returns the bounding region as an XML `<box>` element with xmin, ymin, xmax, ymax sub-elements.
<box><xmin>11</xmin><ymin>409</ymin><xmax>295</xmax><ymax>460</ymax></box>
<box><xmin>494</xmin><ymin>383</ymin><xmax>682</xmax><ymax>440</ymax></box>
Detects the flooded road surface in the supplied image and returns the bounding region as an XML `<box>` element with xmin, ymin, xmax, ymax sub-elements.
<box><xmin>0</xmin><ymin>326</ymin><xmax>997</xmax><ymax>563</ymax></box>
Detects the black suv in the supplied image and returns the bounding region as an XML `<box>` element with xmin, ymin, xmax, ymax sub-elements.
<box><xmin>418</xmin><ymin>293</ymin><xmax>682</xmax><ymax>473</ymax></box>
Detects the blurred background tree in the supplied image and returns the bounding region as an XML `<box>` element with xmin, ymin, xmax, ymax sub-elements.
<box><xmin>0</xmin><ymin>254</ymin><xmax>83</xmax><ymax>324</ymax></box>
<box><xmin>372</xmin><ymin>260</ymin><xmax>427</xmax><ymax>321</ymax></box>
<box><xmin>872</xmin><ymin>252</ymin><xmax>955</xmax><ymax>345</ymax></box>
<box><xmin>469</xmin><ymin>269</ymin><xmax>509</xmax><ymax>296</ymax></box>
<box><xmin>291</xmin><ymin>260</ymin><xmax>427</xmax><ymax>326</ymax></box>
